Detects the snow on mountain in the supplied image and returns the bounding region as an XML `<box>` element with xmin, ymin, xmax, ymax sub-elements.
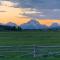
<box><xmin>20</xmin><ymin>19</ymin><xmax>48</xmax><ymax>29</ymax></box>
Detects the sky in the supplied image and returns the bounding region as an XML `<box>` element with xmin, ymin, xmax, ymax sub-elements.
<box><xmin>0</xmin><ymin>0</ymin><xmax>60</xmax><ymax>26</ymax></box>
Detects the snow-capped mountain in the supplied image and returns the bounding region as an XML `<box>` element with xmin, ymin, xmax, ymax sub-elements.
<box><xmin>20</xmin><ymin>20</ymin><xmax>48</xmax><ymax>29</ymax></box>
<box><xmin>50</xmin><ymin>23</ymin><xmax>59</xmax><ymax>27</ymax></box>
<box><xmin>49</xmin><ymin>23</ymin><xmax>60</xmax><ymax>30</ymax></box>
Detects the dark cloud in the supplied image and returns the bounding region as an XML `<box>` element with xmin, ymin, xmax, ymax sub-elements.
<box><xmin>1</xmin><ymin>0</ymin><xmax>60</xmax><ymax>19</ymax></box>
<box><xmin>9</xmin><ymin>0</ymin><xmax>60</xmax><ymax>9</ymax></box>
<box><xmin>1</xmin><ymin>0</ymin><xmax>60</xmax><ymax>9</ymax></box>
<box><xmin>22</xmin><ymin>9</ymin><xmax>60</xmax><ymax>19</ymax></box>
<box><xmin>38</xmin><ymin>9</ymin><xmax>60</xmax><ymax>19</ymax></box>
<box><xmin>9</xmin><ymin>0</ymin><xmax>60</xmax><ymax>19</ymax></box>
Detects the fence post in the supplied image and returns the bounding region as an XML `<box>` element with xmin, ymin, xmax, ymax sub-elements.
<box><xmin>33</xmin><ymin>45</ymin><xmax>36</xmax><ymax>58</ymax></box>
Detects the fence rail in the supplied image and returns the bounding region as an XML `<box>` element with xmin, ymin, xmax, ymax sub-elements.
<box><xmin>0</xmin><ymin>45</ymin><xmax>60</xmax><ymax>58</ymax></box>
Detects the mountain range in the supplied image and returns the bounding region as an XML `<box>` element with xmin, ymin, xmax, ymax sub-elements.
<box><xmin>49</xmin><ymin>23</ymin><xmax>60</xmax><ymax>30</ymax></box>
<box><xmin>0</xmin><ymin>20</ymin><xmax>60</xmax><ymax>29</ymax></box>
<box><xmin>20</xmin><ymin>19</ymin><xmax>48</xmax><ymax>29</ymax></box>
<box><xmin>6</xmin><ymin>22</ymin><xmax>17</xmax><ymax>27</ymax></box>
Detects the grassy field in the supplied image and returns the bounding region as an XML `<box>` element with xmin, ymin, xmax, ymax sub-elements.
<box><xmin>0</xmin><ymin>30</ymin><xmax>60</xmax><ymax>45</ymax></box>
<box><xmin>3</xmin><ymin>55</ymin><xmax>60</xmax><ymax>60</ymax></box>
<box><xmin>0</xmin><ymin>30</ymin><xmax>60</xmax><ymax>60</ymax></box>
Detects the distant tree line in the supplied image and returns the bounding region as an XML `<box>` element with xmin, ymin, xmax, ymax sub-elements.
<box><xmin>0</xmin><ymin>25</ymin><xmax>60</xmax><ymax>31</ymax></box>
<box><xmin>0</xmin><ymin>25</ymin><xmax>22</xmax><ymax>31</ymax></box>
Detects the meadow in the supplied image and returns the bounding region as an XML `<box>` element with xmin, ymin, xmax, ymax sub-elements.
<box><xmin>0</xmin><ymin>30</ymin><xmax>60</xmax><ymax>60</ymax></box>
<box><xmin>0</xmin><ymin>30</ymin><xmax>60</xmax><ymax>45</ymax></box>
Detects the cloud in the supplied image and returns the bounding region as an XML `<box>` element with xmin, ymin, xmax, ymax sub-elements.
<box><xmin>8</xmin><ymin>0</ymin><xmax>60</xmax><ymax>9</ymax></box>
<box><xmin>22</xmin><ymin>9</ymin><xmax>60</xmax><ymax>19</ymax></box>
<box><xmin>18</xmin><ymin>8</ymin><xmax>43</xmax><ymax>19</ymax></box>
<box><xmin>21</xmin><ymin>8</ymin><xmax>41</xmax><ymax>14</ymax></box>
<box><xmin>0</xmin><ymin>0</ymin><xmax>18</xmax><ymax>7</ymax></box>
<box><xmin>39</xmin><ymin>9</ymin><xmax>60</xmax><ymax>19</ymax></box>
<box><xmin>0</xmin><ymin>0</ymin><xmax>24</xmax><ymax>19</ymax></box>
<box><xmin>7</xmin><ymin>0</ymin><xmax>60</xmax><ymax>19</ymax></box>
<box><xmin>0</xmin><ymin>10</ymin><xmax>6</xmax><ymax>12</ymax></box>
<box><xmin>1</xmin><ymin>0</ymin><xmax>60</xmax><ymax>9</ymax></box>
<box><xmin>0</xmin><ymin>0</ymin><xmax>60</xmax><ymax>19</ymax></box>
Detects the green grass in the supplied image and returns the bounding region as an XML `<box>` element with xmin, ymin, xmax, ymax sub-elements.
<box><xmin>0</xmin><ymin>31</ymin><xmax>60</xmax><ymax>45</ymax></box>
<box><xmin>2</xmin><ymin>55</ymin><xmax>60</xmax><ymax>60</ymax></box>
<box><xmin>0</xmin><ymin>30</ymin><xmax>60</xmax><ymax>60</ymax></box>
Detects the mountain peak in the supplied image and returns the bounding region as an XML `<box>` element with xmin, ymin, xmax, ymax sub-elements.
<box><xmin>27</xmin><ymin>19</ymin><xmax>40</xmax><ymax>25</ymax></box>
<box><xmin>6</xmin><ymin>22</ymin><xmax>17</xmax><ymax>26</ymax></box>
<box><xmin>20</xmin><ymin>20</ymin><xmax>47</xmax><ymax>29</ymax></box>
<box><xmin>50</xmin><ymin>23</ymin><xmax>59</xmax><ymax>27</ymax></box>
